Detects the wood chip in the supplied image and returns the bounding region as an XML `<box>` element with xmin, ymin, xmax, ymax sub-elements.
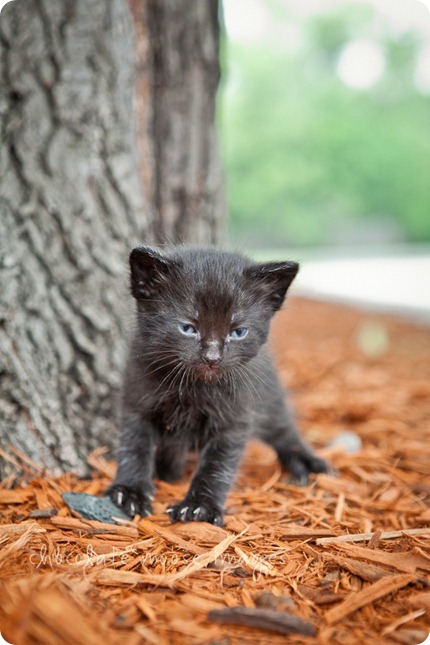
<box><xmin>139</xmin><ymin>518</ymin><xmax>207</xmax><ymax>555</ymax></box>
<box><xmin>0</xmin><ymin>521</ymin><xmax>46</xmax><ymax>538</ymax></box>
<box><xmin>332</xmin><ymin>543</ymin><xmax>430</xmax><ymax>573</ymax></box>
<box><xmin>27</xmin><ymin>587</ymin><xmax>116</xmax><ymax>645</ymax></box>
<box><xmin>316</xmin><ymin>528</ymin><xmax>430</xmax><ymax>545</ymax></box>
<box><xmin>0</xmin><ymin>488</ymin><xmax>34</xmax><ymax>504</ymax></box>
<box><xmin>134</xmin><ymin>624</ymin><xmax>165</xmax><ymax>645</ymax></box>
<box><xmin>381</xmin><ymin>609</ymin><xmax>426</xmax><ymax>636</ymax></box>
<box><xmin>159</xmin><ymin>527</ymin><xmax>247</xmax><ymax>585</ymax></box>
<box><xmin>234</xmin><ymin>545</ymin><xmax>277</xmax><ymax>576</ymax></box>
<box><xmin>49</xmin><ymin>515</ymin><xmax>139</xmax><ymax>538</ymax></box>
<box><xmin>325</xmin><ymin>553</ymin><xmax>391</xmax><ymax>582</ymax></box>
<box><xmin>278</xmin><ymin>526</ymin><xmax>336</xmax><ymax>539</ymax></box>
<box><xmin>134</xmin><ymin>596</ymin><xmax>158</xmax><ymax>622</ymax></box>
<box><xmin>407</xmin><ymin>591</ymin><xmax>430</xmax><ymax>611</ymax></box>
<box><xmin>325</xmin><ymin>574</ymin><xmax>416</xmax><ymax>624</ymax></box>
<box><xmin>0</xmin><ymin>523</ymin><xmax>44</xmax><ymax>564</ymax></box>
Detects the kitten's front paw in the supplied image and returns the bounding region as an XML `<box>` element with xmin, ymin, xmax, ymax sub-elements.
<box><xmin>106</xmin><ymin>484</ymin><xmax>152</xmax><ymax>519</ymax></box>
<box><xmin>282</xmin><ymin>449</ymin><xmax>329</xmax><ymax>485</ymax></box>
<box><xmin>167</xmin><ymin>499</ymin><xmax>224</xmax><ymax>526</ymax></box>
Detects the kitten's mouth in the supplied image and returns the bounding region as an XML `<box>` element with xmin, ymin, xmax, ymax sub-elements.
<box><xmin>195</xmin><ymin>364</ymin><xmax>223</xmax><ymax>382</ymax></box>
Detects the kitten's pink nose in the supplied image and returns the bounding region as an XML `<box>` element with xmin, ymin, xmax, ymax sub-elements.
<box><xmin>203</xmin><ymin>354</ymin><xmax>221</xmax><ymax>366</ymax></box>
<box><xmin>202</xmin><ymin>341</ymin><xmax>222</xmax><ymax>365</ymax></box>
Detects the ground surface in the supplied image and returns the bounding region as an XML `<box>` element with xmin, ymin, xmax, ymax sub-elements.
<box><xmin>0</xmin><ymin>297</ymin><xmax>429</xmax><ymax>645</ymax></box>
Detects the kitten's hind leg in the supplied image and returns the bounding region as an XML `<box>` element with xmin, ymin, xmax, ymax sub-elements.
<box><xmin>260</xmin><ymin>416</ymin><xmax>328</xmax><ymax>484</ymax></box>
<box><xmin>273</xmin><ymin>430</ymin><xmax>328</xmax><ymax>484</ymax></box>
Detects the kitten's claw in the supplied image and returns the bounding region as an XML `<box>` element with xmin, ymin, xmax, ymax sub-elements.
<box><xmin>179</xmin><ymin>506</ymin><xmax>189</xmax><ymax>519</ymax></box>
<box><xmin>106</xmin><ymin>484</ymin><xmax>153</xmax><ymax>519</ymax></box>
<box><xmin>167</xmin><ymin>499</ymin><xmax>224</xmax><ymax>525</ymax></box>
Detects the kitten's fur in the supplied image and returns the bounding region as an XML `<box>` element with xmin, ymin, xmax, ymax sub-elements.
<box><xmin>107</xmin><ymin>246</ymin><xmax>327</xmax><ymax>525</ymax></box>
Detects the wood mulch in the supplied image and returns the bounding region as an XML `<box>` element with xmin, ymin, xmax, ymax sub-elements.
<box><xmin>0</xmin><ymin>296</ymin><xmax>429</xmax><ymax>645</ymax></box>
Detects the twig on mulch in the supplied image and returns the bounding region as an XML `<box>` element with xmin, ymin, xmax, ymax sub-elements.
<box><xmin>208</xmin><ymin>606</ymin><xmax>316</xmax><ymax>636</ymax></box>
<box><xmin>317</xmin><ymin>528</ymin><xmax>430</xmax><ymax>545</ymax></box>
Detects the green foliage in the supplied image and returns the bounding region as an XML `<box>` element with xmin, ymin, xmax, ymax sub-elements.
<box><xmin>219</xmin><ymin>3</ymin><xmax>430</xmax><ymax>247</ymax></box>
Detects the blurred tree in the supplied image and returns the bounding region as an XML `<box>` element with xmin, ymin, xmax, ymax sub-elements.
<box><xmin>0</xmin><ymin>0</ymin><xmax>224</xmax><ymax>473</ymax></box>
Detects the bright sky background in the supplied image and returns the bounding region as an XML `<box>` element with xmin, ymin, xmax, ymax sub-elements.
<box><xmin>223</xmin><ymin>0</ymin><xmax>430</xmax><ymax>93</ymax></box>
<box><xmin>223</xmin><ymin>0</ymin><xmax>430</xmax><ymax>40</ymax></box>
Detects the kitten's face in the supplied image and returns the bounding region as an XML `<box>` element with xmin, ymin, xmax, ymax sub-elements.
<box><xmin>162</xmin><ymin>287</ymin><xmax>264</xmax><ymax>383</ymax></box>
<box><xmin>130</xmin><ymin>247</ymin><xmax>298</xmax><ymax>384</ymax></box>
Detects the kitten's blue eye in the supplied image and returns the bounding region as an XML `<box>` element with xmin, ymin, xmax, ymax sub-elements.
<box><xmin>178</xmin><ymin>322</ymin><xmax>197</xmax><ymax>336</ymax></box>
<box><xmin>229</xmin><ymin>327</ymin><xmax>249</xmax><ymax>340</ymax></box>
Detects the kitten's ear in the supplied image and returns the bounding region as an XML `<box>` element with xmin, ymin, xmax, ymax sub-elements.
<box><xmin>245</xmin><ymin>261</ymin><xmax>299</xmax><ymax>312</ymax></box>
<box><xmin>129</xmin><ymin>246</ymin><xmax>172</xmax><ymax>300</ymax></box>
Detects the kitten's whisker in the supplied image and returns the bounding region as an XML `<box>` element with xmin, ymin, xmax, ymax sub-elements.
<box><xmin>132</xmin><ymin>350</ymin><xmax>176</xmax><ymax>358</ymax></box>
<box><xmin>247</xmin><ymin>364</ymin><xmax>280</xmax><ymax>396</ymax></box>
<box><xmin>144</xmin><ymin>359</ymin><xmax>180</xmax><ymax>378</ymax></box>
<box><xmin>150</xmin><ymin>362</ymin><xmax>183</xmax><ymax>400</ymax></box>
<box><xmin>185</xmin><ymin>367</ymin><xmax>194</xmax><ymax>398</ymax></box>
<box><xmin>132</xmin><ymin>358</ymin><xmax>180</xmax><ymax>385</ymax></box>
<box><xmin>245</xmin><ymin>370</ymin><xmax>265</xmax><ymax>407</ymax></box>
<box><xmin>169</xmin><ymin>365</ymin><xmax>189</xmax><ymax>402</ymax></box>
<box><xmin>227</xmin><ymin>369</ymin><xmax>237</xmax><ymax>406</ymax></box>
<box><xmin>232</xmin><ymin>369</ymin><xmax>251</xmax><ymax>405</ymax></box>
<box><xmin>233</xmin><ymin>364</ymin><xmax>262</xmax><ymax>409</ymax></box>
<box><xmin>178</xmin><ymin>366</ymin><xmax>188</xmax><ymax>400</ymax></box>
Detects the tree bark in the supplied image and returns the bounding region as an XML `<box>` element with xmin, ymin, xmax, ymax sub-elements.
<box><xmin>130</xmin><ymin>0</ymin><xmax>226</xmax><ymax>244</ymax></box>
<box><xmin>0</xmin><ymin>0</ymin><xmax>146</xmax><ymax>473</ymax></box>
<box><xmin>0</xmin><ymin>0</ymin><xmax>225</xmax><ymax>475</ymax></box>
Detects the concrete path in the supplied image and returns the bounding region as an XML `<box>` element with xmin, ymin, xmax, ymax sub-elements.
<box><xmin>292</xmin><ymin>248</ymin><xmax>430</xmax><ymax>326</ymax></box>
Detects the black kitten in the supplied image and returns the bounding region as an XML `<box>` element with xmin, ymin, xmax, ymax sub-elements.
<box><xmin>107</xmin><ymin>246</ymin><xmax>327</xmax><ymax>525</ymax></box>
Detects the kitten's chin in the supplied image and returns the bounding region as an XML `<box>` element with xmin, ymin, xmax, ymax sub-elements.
<box><xmin>194</xmin><ymin>364</ymin><xmax>223</xmax><ymax>382</ymax></box>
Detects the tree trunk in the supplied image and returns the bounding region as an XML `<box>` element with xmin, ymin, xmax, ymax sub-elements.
<box><xmin>0</xmin><ymin>0</ymin><xmax>225</xmax><ymax>475</ymax></box>
<box><xmin>0</xmin><ymin>0</ymin><xmax>146</xmax><ymax>473</ymax></box>
<box><xmin>130</xmin><ymin>0</ymin><xmax>226</xmax><ymax>244</ymax></box>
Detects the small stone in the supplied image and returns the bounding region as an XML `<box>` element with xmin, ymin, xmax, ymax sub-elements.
<box><xmin>328</xmin><ymin>431</ymin><xmax>362</xmax><ymax>454</ymax></box>
<box><xmin>62</xmin><ymin>491</ymin><xmax>130</xmax><ymax>524</ymax></box>
<box><xmin>356</xmin><ymin>321</ymin><xmax>389</xmax><ymax>358</ymax></box>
